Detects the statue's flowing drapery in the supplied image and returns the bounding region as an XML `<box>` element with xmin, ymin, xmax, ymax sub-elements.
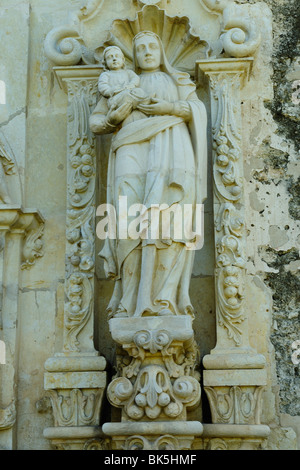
<box><xmin>90</xmin><ymin>45</ymin><xmax>207</xmax><ymax>319</ymax></box>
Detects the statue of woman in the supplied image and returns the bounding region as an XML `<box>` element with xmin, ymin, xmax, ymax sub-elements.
<box><xmin>90</xmin><ymin>31</ymin><xmax>207</xmax><ymax>319</ymax></box>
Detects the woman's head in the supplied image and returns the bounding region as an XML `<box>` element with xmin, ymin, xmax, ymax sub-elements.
<box><xmin>132</xmin><ymin>31</ymin><xmax>195</xmax><ymax>95</ymax></box>
<box><xmin>133</xmin><ymin>31</ymin><xmax>162</xmax><ymax>72</ymax></box>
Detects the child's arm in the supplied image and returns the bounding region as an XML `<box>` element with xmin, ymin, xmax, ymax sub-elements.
<box><xmin>124</xmin><ymin>70</ymin><xmax>140</xmax><ymax>90</ymax></box>
<box><xmin>98</xmin><ymin>72</ymin><xmax>114</xmax><ymax>98</ymax></box>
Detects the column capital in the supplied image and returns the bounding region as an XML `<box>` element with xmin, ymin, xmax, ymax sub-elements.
<box><xmin>53</xmin><ymin>66</ymin><xmax>102</xmax><ymax>93</ymax></box>
<box><xmin>196</xmin><ymin>58</ymin><xmax>253</xmax><ymax>87</ymax></box>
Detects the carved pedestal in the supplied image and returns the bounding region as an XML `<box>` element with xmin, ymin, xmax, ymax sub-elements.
<box><xmin>43</xmin><ymin>67</ymin><xmax>107</xmax><ymax>450</ymax></box>
<box><xmin>103</xmin><ymin>317</ymin><xmax>203</xmax><ymax>450</ymax></box>
<box><xmin>44</xmin><ymin>355</ymin><xmax>107</xmax><ymax>450</ymax></box>
<box><xmin>196</xmin><ymin>59</ymin><xmax>269</xmax><ymax>450</ymax></box>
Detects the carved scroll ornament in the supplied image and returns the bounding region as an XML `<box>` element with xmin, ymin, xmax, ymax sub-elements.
<box><xmin>210</xmin><ymin>72</ymin><xmax>247</xmax><ymax>345</ymax></box>
<box><xmin>62</xmin><ymin>78</ymin><xmax>98</xmax><ymax>353</ymax></box>
<box><xmin>201</xmin><ymin>0</ymin><xmax>261</xmax><ymax>57</ymax></box>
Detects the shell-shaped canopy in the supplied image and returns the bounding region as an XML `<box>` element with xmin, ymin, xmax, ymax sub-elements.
<box><xmin>95</xmin><ymin>5</ymin><xmax>211</xmax><ymax>74</ymax></box>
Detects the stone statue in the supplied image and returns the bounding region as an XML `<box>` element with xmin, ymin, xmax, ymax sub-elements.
<box><xmin>90</xmin><ymin>31</ymin><xmax>207</xmax><ymax>319</ymax></box>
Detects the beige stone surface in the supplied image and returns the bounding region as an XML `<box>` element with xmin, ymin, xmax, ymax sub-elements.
<box><xmin>0</xmin><ymin>0</ymin><xmax>298</xmax><ymax>451</ymax></box>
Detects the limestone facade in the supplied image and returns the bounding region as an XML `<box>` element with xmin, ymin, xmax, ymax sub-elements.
<box><xmin>0</xmin><ymin>0</ymin><xmax>299</xmax><ymax>450</ymax></box>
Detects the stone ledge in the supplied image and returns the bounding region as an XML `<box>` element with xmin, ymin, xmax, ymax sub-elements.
<box><xmin>44</xmin><ymin>371</ymin><xmax>107</xmax><ymax>390</ymax></box>
<box><xmin>109</xmin><ymin>315</ymin><xmax>194</xmax><ymax>344</ymax></box>
<box><xmin>203</xmin><ymin>352</ymin><xmax>266</xmax><ymax>370</ymax></box>
<box><xmin>43</xmin><ymin>426</ymin><xmax>105</xmax><ymax>440</ymax></box>
<box><xmin>203</xmin><ymin>368</ymin><xmax>267</xmax><ymax>386</ymax></box>
<box><xmin>102</xmin><ymin>421</ymin><xmax>203</xmax><ymax>437</ymax></box>
<box><xmin>44</xmin><ymin>354</ymin><xmax>107</xmax><ymax>372</ymax></box>
<box><xmin>202</xmin><ymin>423</ymin><xmax>270</xmax><ymax>439</ymax></box>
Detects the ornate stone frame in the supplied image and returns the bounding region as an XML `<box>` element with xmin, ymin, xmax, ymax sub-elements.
<box><xmin>42</xmin><ymin>0</ymin><xmax>270</xmax><ymax>450</ymax></box>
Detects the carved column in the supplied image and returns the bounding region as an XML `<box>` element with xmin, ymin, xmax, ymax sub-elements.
<box><xmin>196</xmin><ymin>59</ymin><xmax>269</xmax><ymax>450</ymax></box>
<box><xmin>0</xmin><ymin>207</ymin><xmax>44</xmax><ymax>449</ymax></box>
<box><xmin>43</xmin><ymin>67</ymin><xmax>107</xmax><ymax>451</ymax></box>
<box><xmin>103</xmin><ymin>316</ymin><xmax>203</xmax><ymax>450</ymax></box>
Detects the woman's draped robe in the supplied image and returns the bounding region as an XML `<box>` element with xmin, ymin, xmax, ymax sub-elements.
<box><xmin>92</xmin><ymin>71</ymin><xmax>207</xmax><ymax>318</ymax></box>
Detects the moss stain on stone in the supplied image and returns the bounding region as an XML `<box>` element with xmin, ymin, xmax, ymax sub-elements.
<box><xmin>261</xmin><ymin>246</ymin><xmax>300</xmax><ymax>415</ymax></box>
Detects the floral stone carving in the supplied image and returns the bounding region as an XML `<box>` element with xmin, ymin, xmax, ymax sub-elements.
<box><xmin>42</xmin><ymin>0</ymin><xmax>268</xmax><ymax>451</ymax></box>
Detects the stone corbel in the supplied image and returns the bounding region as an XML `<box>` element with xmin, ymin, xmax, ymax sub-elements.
<box><xmin>196</xmin><ymin>58</ymin><xmax>269</xmax><ymax>449</ymax></box>
<box><xmin>103</xmin><ymin>317</ymin><xmax>203</xmax><ymax>450</ymax></box>
<box><xmin>42</xmin><ymin>65</ymin><xmax>107</xmax><ymax>450</ymax></box>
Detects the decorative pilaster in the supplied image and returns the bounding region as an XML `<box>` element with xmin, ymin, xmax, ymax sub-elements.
<box><xmin>43</xmin><ymin>66</ymin><xmax>107</xmax><ymax>450</ymax></box>
<box><xmin>196</xmin><ymin>59</ymin><xmax>269</xmax><ymax>450</ymax></box>
<box><xmin>0</xmin><ymin>207</ymin><xmax>44</xmax><ymax>449</ymax></box>
<box><xmin>103</xmin><ymin>317</ymin><xmax>203</xmax><ymax>450</ymax></box>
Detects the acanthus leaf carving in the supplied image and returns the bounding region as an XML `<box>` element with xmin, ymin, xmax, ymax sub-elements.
<box><xmin>47</xmin><ymin>388</ymin><xmax>103</xmax><ymax>427</ymax></box>
<box><xmin>209</xmin><ymin>70</ymin><xmax>247</xmax><ymax>346</ymax></box>
<box><xmin>107</xmin><ymin>365</ymin><xmax>200</xmax><ymax>421</ymax></box>
<box><xmin>117</xmin><ymin>328</ymin><xmax>199</xmax><ymax>380</ymax></box>
<box><xmin>0</xmin><ymin>401</ymin><xmax>16</xmax><ymax>430</ymax></box>
<box><xmin>64</xmin><ymin>272</ymin><xmax>93</xmax><ymax>352</ymax></box>
<box><xmin>204</xmin><ymin>385</ymin><xmax>265</xmax><ymax>425</ymax></box>
<box><xmin>62</xmin><ymin>78</ymin><xmax>98</xmax><ymax>353</ymax></box>
<box><xmin>0</xmin><ymin>131</ymin><xmax>23</xmax><ymax>205</ymax></box>
<box><xmin>21</xmin><ymin>222</ymin><xmax>45</xmax><ymax>270</ymax></box>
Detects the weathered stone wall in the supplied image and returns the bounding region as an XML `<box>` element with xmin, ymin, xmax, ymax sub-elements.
<box><xmin>242</xmin><ymin>0</ymin><xmax>300</xmax><ymax>448</ymax></box>
<box><xmin>0</xmin><ymin>0</ymin><xmax>299</xmax><ymax>450</ymax></box>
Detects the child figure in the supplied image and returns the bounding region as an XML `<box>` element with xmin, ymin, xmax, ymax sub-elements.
<box><xmin>98</xmin><ymin>46</ymin><xmax>150</xmax><ymax>113</ymax></box>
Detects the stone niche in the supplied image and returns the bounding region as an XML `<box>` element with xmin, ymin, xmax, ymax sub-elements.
<box><xmin>0</xmin><ymin>0</ymin><xmax>284</xmax><ymax>451</ymax></box>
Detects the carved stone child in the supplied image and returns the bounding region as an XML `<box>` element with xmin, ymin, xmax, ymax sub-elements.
<box><xmin>98</xmin><ymin>46</ymin><xmax>150</xmax><ymax>113</ymax></box>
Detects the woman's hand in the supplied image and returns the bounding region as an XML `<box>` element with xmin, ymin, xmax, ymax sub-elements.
<box><xmin>137</xmin><ymin>98</ymin><xmax>173</xmax><ymax>116</ymax></box>
<box><xmin>107</xmin><ymin>101</ymin><xmax>133</xmax><ymax>126</ymax></box>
